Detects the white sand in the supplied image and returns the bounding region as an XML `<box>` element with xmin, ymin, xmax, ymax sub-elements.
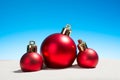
<box><xmin>0</xmin><ymin>59</ymin><xmax>120</xmax><ymax>80</ymax></box>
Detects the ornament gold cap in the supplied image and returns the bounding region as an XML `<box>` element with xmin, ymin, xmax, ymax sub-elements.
<box><xmin>77</xmin><ymin>39</ymin><xmax>88</xmax><ymax>52</ymax></box>
<box><xmin>61</xmin><ymin>24</ymin><xmax>71</xmax><ymax>36</ymax></box>
<box><xmin>27</xmin><ymin>41</ymin><xmax>37</xmax><ymax>53</ymax></box>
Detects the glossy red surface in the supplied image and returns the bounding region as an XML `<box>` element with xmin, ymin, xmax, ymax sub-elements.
<box><xmin>77</xmin><ymin>48</ymin><xmax>98</xmax><ymax>68</ymax></box>
<box><xmin>20</xmin><ymin>52</ymin><xmax>43</xmax><ymax>72</ymax></box>
<box><xmin>41</xmin><ymin>33</ymin><xmax>77</xmax><ymax>68</ymax></box>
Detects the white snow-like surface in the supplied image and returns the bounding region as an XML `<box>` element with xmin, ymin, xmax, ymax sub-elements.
<box><xmin>0</xmin><ymin>59</ymin><xmax>120</xmax><ymax>80</ymax></box>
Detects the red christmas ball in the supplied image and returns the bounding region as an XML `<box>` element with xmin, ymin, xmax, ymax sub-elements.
<box><xmin>41</xmin><ymin>25</ymin><xmax>77</xmax><ymax>68</ymax></box>
<box><xmin>20</xmin><ymin>52</ymin><xmax>43</xmax><ymax>72</ymax></box>
<box><xmin>77</xmin><ymin>40</ymin><xmax>99</xmax><ymax>68</ymax></box>
<box><xmin>20</xmin><ymin>41</ymin><xmax>43</xmax><ymax>72</ymax></box>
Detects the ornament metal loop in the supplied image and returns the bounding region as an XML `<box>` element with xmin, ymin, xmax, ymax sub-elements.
<box><xmin>29</xmin><ymin>41</ymin><xmax>35</xmax><ymax>45</ymax></box>
<box><xmin>61</xmin><ymin>24</ymin><xmax>72</xmax><ymax>36</ymax></box>
<box><xmin>78</xmin><ymin>39</ymin><xmax>88</xmax><ymax>52</ymax></box>
<box><xmin>27</xmin><ymin>41</ymin><xmax>37</xmax><ymax>53</ymax></box>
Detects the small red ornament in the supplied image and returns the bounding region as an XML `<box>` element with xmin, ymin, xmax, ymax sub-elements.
<box><xmin>20</xmin><ymin>41</ymin><xmax>43</xmax><ymax>72</ymax></box>
<box><xmin>41</xmin><ymin>24</ymin><xmax>77</xmax><ymax>68</ymax></box>
<box><xmin>77</xmin><ymin>40</ymin><xmax>99</xmax><ymax>68</ymax></box>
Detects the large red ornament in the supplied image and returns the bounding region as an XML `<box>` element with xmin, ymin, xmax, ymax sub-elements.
<box><xmin>41</xmin><ymin>24</ymin><xmax>77</xmax><ymax>68</ymax></box>
<box><xmin>77</xmin><ymin>40</ymin><xmax>99</xmax><ymax>68</ymax></box>
<box><xmin>20</xmin><ymin>41</ymin><xmax>43</xmax><ymax>72</ymax></box>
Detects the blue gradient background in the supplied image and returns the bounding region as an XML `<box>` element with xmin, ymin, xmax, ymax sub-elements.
<box><xmin>0</xmin><ymin>0</ymin><xmax>120</xmax><ymax>59</ymax></box>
